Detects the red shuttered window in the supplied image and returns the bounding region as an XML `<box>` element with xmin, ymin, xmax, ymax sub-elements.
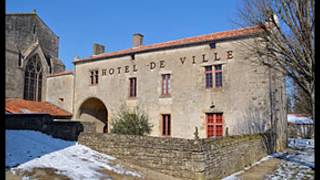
<box><xmin>162</xmin><ymin>114</ymin><xmax>171</xmax><ymax>136</ymax></box>
<box><xmin>129</xmin><ymin>77</ymin><xmax>137</xmax><ymax>97</ymax></box>
<box><xmin>207</xmin><ymin>113</ymin><xmax>223</xmax><ymax>138</ymax></box>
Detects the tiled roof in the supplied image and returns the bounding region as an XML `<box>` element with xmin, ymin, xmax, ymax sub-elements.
<box><xmin>74</xmin><ymin>25</ymin><xmax>265</xmax><ymax>64</ymax></box>
<box><xmin>5</xmin><ymin>98</ymin><xmax>72</xmax><ymax>118</ymax></box>
<box><xmin>47</xmin><ymin>70</ymin><xmax>74</xmax><ymax>78</ymax></box>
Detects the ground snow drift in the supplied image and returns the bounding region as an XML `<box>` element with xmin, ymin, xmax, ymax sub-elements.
<box><xmin>12</xmin><ymin>144</ymin><xmax>141</xmax><ymax>179</ymax></box>
<box><xmin>6</xmin><ymin>130</ymin><xmax>75</xmax><ymax>167</ymax></box>
<box><xmin>6</xmin><ymin>130</ymin><xmax>141</xmax><ymax>179</ymax></box>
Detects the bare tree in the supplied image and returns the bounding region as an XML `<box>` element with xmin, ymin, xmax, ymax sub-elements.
<box><xmin>293</xmin><ymin>85</ymin><xmax>313</xmax><ymax>116</ymax></box>
<box><xmin>236</xmin><ymin>0</ymin><xmax>315</xmax><ymax>119</ymax></box>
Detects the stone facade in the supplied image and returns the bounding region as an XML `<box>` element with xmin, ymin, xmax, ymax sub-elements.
<box><xmin>6</xmin><ymin>12</ymin><xmax>65</xmax><ymax>100</ymax></box>
<box><xmin>46</xmin><ymin>27</ymin><xmax>287</xmax><ymax>148</ymax></box>
<box><xmin>78</xmin><ymin>132</ymin><xmax>268</xmax><ymax>179</ymax></box>
<box><xmin>46</xmin><ymin>72</ymin><xmax>74</xmax><ymax>113</ymax></box>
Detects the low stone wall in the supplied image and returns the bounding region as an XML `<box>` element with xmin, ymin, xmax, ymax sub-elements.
<box><xmin>5</xmin><ymin>114</ymin><xmax>95</xmax><ymax>141</ymax></box>
<box><xmin>78</xmin><ymin>133</ymin><xmax>268</xmax><ymax>179</ymax></box>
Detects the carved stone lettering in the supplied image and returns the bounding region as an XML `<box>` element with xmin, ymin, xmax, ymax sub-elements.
<box><xmin>99</xmin><ymin>50</ymin><xmax>234</xmax><ymax>77</ymax></box>
<box><xmin>227</xmin><ymin>50</ymin><xmax>233</xmax><ymax>59</ymax></box>
<box><xmin>192</xmin><ymin>56</ymin><xmax>196</xmax><ymax>64</ymax></box>
<box><xmin>160</xmin><ymin>60</ymin><xmax>165</xmax><ymax>68</ymax></box>
<box><xmin>150</xmin><ymin>62</ymin><xmax>156</xmax><ymax>70</ymax></box>
<box><xmin>109</xmin><ymin>68</ymin><xmax>114</xmax><ymax>75</ymax></box>
<box><xmin>102</xmin><ymin>69</ymin><xmax>107</xmax><ymax>76</ymax></box>
<box><xmin>180</xmin><ymin>57</ymin><xmax>186</xmax><ymax>64</ymax></box>
<box><xmin>214</xmin><ymin>52</ymin><xmax>221</xmax><ymax>61</ymax></box>
<box><xmin>202</xmin><ymin>54</ymin><xmax>208</xmax><ymax>62</ymax></box>
<box><xmin>133</xmin><ymin>64</ymin><xmax>138</xmax><ymax>72</ymax></box>
<box><xmin>125</xmin><ymin>66</ymin><xmax>129</xmax><ymax>73</ymax></box>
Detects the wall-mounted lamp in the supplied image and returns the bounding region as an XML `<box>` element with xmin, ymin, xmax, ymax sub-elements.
<box><xmin>210</xmin><ymin>101</ymin><xmax>215</xmax><ymax>109</ymax></box>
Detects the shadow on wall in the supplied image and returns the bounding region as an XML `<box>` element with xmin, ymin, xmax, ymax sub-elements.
<box><xmin>236</xmin><ymin>105</ymin><xmax>276</xmax><ymax>154</ymax></box>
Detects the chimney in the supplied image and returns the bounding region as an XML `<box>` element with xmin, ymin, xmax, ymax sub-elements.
<box><xmin>93</xmin><ymin>43</ymin><xmax>105</xmax><ymax>55</ymax></box>
<box><xmin>133</xmin><ymin>33</ymin><xmax>144</xmax><ymax>47</ymax></box>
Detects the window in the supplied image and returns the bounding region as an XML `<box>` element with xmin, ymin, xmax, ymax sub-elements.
<box><xmin>18</xmin><ymin>51</ymin><xmax>22</xmax><ymax>67</ymax></box>
<box><xmin>129</xmin><ymin>77</ymin><xmax>137</xmax><ymax>97</ymax></box>
<box><xmin>90</xmin><ymin>70</ymin><xmax>99</xmax><ymax>85</ymax></box>
<box><xmin>95</xmin><ymin>70</ymin><xmax>99</xmax><ymax>84</ymax></box>
<box><xmin>162</xmin><ymin>114</ymin><xmax>171</xmax><ymax>136</ymax></box>
<box><xmin>161</xmin><ymin>74</ymin><xmax>171</xmax><ymax>96</ymax></box>
<box><xmin>214</xmin><ymin>65</ymin><xmax>223</xmax><ymax>87</ymax></box>
<box><xmin>32</xmin><ymin>24</ymin><xmax>36</xmax><ymax>34</ymax></box>
<box><xmin>207</xmin><ymin>113</ymin><xmax>223</xmax><ymax>138</ymax></box>
<box><xmin>205</xmin><ymin>66</ymin><xmax>213</xmax><ymax>88</ymax></box>
<box><xmin>24</xmin><ymin>54</ymin><xmax>42</xmax><ymax>101</ymax></box>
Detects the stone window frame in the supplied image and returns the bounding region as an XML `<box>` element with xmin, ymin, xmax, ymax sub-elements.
<box><xmin>89</xmin><ymin>69</ymin><xmax>99</xmax><ymax>86</ymax></box>
<box><xmin>161</xmin><ymin>114</ymin><xmax>171</xmax><ymax>136</ymax></box>
<box><xmin>23</xmin><ymin>54</ymin><xmax>43</xmax><ymax>101</ymax></box>
<box><xmin>161</xmin><ymin>74</ymin><xmax>171</xmax><ymax>97</ymax></box>
<box><xmin>206</xmin><ymin>113</ymin><xmax>223</xmax><ymax>138</ymax></box>
<box><xmin>205</xmin><ymin>66</ymin><xmax>213</xmax><ymax>88</ymax></box>
<box><xmin>129</xmin><ymin>77</ymin><xmax>137</xmax><ymax>98</ymax></box>
<box><xmin>214</xmin><ymin>64</ymin><xmax>223</xmax><ymax>88</ymax></box>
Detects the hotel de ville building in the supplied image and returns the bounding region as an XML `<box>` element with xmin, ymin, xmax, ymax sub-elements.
<box><xmin>5</xmin><ymin>12</ymin><xmax>287</xmax><ymax>144</ymax></box>
<box><xmin>44</xmin><ymin>25</ymin><xmax>287</xmax><ymax>141</ymax></box>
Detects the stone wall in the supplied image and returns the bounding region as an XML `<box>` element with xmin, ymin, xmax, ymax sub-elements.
<box><xmin>6</xmin><ymin>14</ymin><xmax>59</xmax><ymax>58</ymax></box>
<box><xmin>46</xmin><ymin>73</ymin><xmax>74</xmax><ymax>113</ymax></box>
<box><xmin>78</xmin><ymin>133</ymin><xmax>268</xmax><ymax>179</ymax></box>
<box><xmin>5</xmin><ymin>114</ymin><xmax>95</xmax><ymax>141</ymax></box>
<box><xmin>5</xmin><ymin>13</ymin><xmax>65</xmax><ymax>99</ymax></box>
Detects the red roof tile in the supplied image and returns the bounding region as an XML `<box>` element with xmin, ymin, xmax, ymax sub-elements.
<box><xmin>5</xmin><ymin>98</ymin><xmax>72</xmax><ymax>118</ymax></box>
<box><xmin>74</xmin><ymin>25</ymin><xmax>266</xmax><ymax>64</ymax></box>
<box><xmin>47</xmin><ymin>70</ymin><xmax>73</xmax><ymax>78</ymax></box>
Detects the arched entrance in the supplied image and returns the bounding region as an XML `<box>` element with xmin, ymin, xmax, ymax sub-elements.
<box><xmin>78</xmin><ymin>97</ymin><xmax>108</xmax><ymax>133</ymax></box>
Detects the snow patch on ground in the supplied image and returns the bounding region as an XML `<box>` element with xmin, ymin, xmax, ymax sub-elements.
<box><xmin>6</xmin><ymin>130</ymin><xmax>141</xmax><ymax>179</ymax></box>
<box><xmin>12</xmin><ymin>144</ymin><xmax>141</xmax><ymax>179</ymax></box>
<box><xmin>223</xmin><ymin>138</ymin><xmax>314</xmax><ymax>180</ymax></box>
<box><xmin>288</xmin><ymin>138</ymin><xmax>314</xmax><ymax>149</ymax></box>
<box><xmin>266</xmin><ymin>147</ymin><xmax>314</xmax><ymax>179</ymax></box>
<box><xmin>6</xmin><ymin>130</ymin><xmax>75</xmax><ymax>167</ymax></box>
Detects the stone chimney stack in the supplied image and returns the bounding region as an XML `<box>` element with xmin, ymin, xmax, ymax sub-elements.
<box><xmin>93</xmin><ymin>43</ymin><xmax>105</xmax><ymax>55</ymax></box>
<box><xmin>133</xmin><ymin>33</ymin><xmax>144</xmax><ymax>47</ymax></box>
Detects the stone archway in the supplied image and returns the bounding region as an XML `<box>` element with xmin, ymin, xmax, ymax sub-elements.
<box><xmin>78</xmin><ymin>97</ymin><xmax>108</xmax><ymax>133</ymax></box>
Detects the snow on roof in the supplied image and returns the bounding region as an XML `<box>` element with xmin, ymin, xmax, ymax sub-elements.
<box><xmin>288</xmin><ymin>114</ymin><xmax>313</xmax><ymax>125</ymax></box>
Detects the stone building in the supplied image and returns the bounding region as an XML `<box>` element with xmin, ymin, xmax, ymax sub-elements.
<box><xmin>6</xmin><ymin>11</ymin><xmax>65</xmax><ymax>101</ymax></box>
<box><xmin>46</xmin><ymin>26</ymin><xmax>287</xmax><ymax>147</ymax></box>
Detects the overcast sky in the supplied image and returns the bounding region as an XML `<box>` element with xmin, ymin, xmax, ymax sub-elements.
<box><xmin>7</xmin><ymin>0</ymin><xmax>242</xmax><ymax>71</ymax></box>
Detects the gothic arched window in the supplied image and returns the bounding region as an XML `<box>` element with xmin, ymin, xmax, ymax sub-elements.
<box><xmin>24</xmin><ymin>54</ymin><xmax>43</xmax><ymax>101</ymax></box>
